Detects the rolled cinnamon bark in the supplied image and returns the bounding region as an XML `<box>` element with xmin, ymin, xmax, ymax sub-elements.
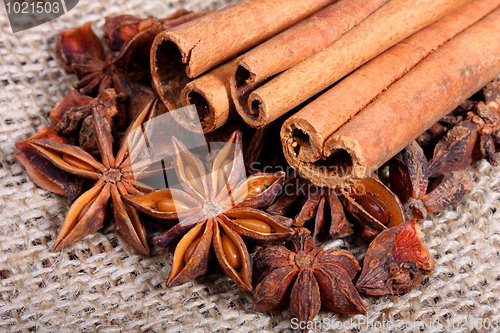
<box><xmin>151</xmin><ymin>0</ymin><xmax>336</xmax><ymax>111</ymax></box>
<box><xmin>231</xmin><ymin>0</ymin><xmax>391</xmax><ymax>127</ymax></box>
<box><xmin>282</xmin><ymin>0</ymin><xmax>500</xmax><ymax>163</ymax></box>
<box><xmin>177</xmin><ymin>60</ymin><xmax>237</xmax><ymax>133</ymax></box>
<box><xmin>243</xmin><ymin>0</ymin><xmax>469</xmax><ymax>129</ymax></box>
<box><xmin>289</xmin><ymin>6</ymin><xmax>500</xmax><ymax>188</ymax></box>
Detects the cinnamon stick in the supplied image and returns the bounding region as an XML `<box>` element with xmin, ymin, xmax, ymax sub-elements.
<box><xmin>151</xmin><ymin>0</ymin><xmax>336</xmax><ymax>112</ymax></box>
<box><xmin>282</xmin><ymin>0</ymin><xmax>500</xmax><ymax>163</ymax></box>
<box><xmin>177</xmin><ymin>60</ymin><xmax>237</xmax><ymax>133</ymax></box>
<box><xmin>288</xmin><ymin>6</ymin><xmax>500</xmax><ymax>188</ymax></box>
<box><xmin>241</xmin><ymin>0</ymin><xmax>469</xmax><ymax>129</ymax></box>
<box><xmin>230</xmin><ymin>0</ymin><xmax>390</xmax><ymax>127</ymax></box>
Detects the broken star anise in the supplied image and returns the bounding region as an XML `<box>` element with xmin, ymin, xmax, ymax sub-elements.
<box><xmin>390</xmin><ymin>140</ymin><xmax>472</xmax><ymax>220</ymax></box>
<box><xmin>252</xmin><ymin>228</ymin><xmax>366</xmax><ymax>330</ymax></box>
<box><xmin>124</xmin><ymin>131</ymin><xmax>294</xmax><ymax>291</ymax></box>
<box><xmin>424</xmin><ymin>79</ymin><xmax>500</xmax><ymax>174</ymax></box>
<box><xmin>50</xmin><ymin>88</ymin><xmax>127</xmax><ymax>155</ymax></box>
<box><xmin>27</xmin><ymin>97</ymin><xmax>158</xmax><ymax>255</ymax></box>
<box><xmin>356</xmin><ymin>220</ymin><xmax>434</xmax><ymax>296</ymax></box>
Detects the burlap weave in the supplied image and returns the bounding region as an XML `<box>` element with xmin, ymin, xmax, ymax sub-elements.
<box><xmin>2</xmin><ymin>0</ymin><xmax>500</xmax><ymax>332</ymax></box>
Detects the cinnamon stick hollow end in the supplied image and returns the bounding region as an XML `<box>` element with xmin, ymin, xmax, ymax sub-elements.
<box><xmin>281</xmin><ymin>116</ymin><xmax>326</xmax><ymax>164</ymax></box>
<box><xmin>152</xmin><ymin>0</ymin><xmax>337</xmax><ymax>113</ymax></box>
<box><xmin>151</xmin><ymin>35</ymin><xmax>191</xmax><ymax>112</ymax></box>
<box><xmin>179</xmin><ymin>60</ymin><xmax>237</xmax><ymax>133</ymax></box>
<box><xmin>281</xmin><ymin>0</ymin><xmax>500</xmax><ymax>164</ymax></box>
<box><xmin>232</xmin><ymin>0</ymin><xmax>392</xmax><ymax>129</ymax></box>
<box><xmin>285</xmin><ymin>135</ymin><xmax>367</xmax><ymax>189</ymax></box>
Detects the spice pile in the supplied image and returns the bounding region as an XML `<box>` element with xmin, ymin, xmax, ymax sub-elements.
<box><xmin>11</xmin><ymin>0</ymin><xmax>500</xmax><ymax>331</ymax></box>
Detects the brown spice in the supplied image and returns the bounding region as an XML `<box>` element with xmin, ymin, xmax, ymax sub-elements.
<box><xmin>267</xmin><ymin>171</ymin><xmax>354</xmax><ymax>243</ymax></box>
<box><xmin>288</xmin><ymin>6</ymin><xmax>500</xmax><ymax>188</ymax></box>
<box><xmin>268</xmin><ymin>172</ymin><xmax>404</xmax><ymax>242</ymax></box>
<box><xmin>356</xmin><ymin>220</ymin><xmax>434</xmax><ymax>296</ymax></box>
<box><xmin>52</xmin><ymin>88</ymin><xmax>127</xmax><ymax>155</ymax></box>
<box><xmin>28</xmin><ymin>96</ymin><xmax>160</xmax><ymax>255</ymax></box>
<box><xmin>389</xmin><ymin>141</ymin><xmax>472</xmax><ymax>220</ymax></box>
<box><xmin>253</xmin><ymin>228</ymin><xmax>366</xmax><ymax>330</ymax></box>
<box><xmin>15</xmin><ymin>127</ymin><xmax>84</xmax><ymax>203</ymax></box>
<box><xmin>124</xmin><ymin>131</ymin><xmax>293</xmax><ymax>291</ymax></box>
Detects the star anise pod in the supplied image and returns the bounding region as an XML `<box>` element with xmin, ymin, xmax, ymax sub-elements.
<box><xmin>390</xmin><ymin>140</ymin><xmax>472</xmax><ymax>220</ymax></box>
<box><xmin>338</xmin><ymin>175</ymin><xmax>405</xmax><ymax>240</ymax></box>
<box><xmin>27</xmin><ymin>97</ymin><xmax>159</xmax><ymax>255</ymax></box>
<box><xmin>267</xmin><ymin>171</ymin><xmax>353</xmax><ymax>243</ymax></box>
<box><xmin>50</xmin><ymin>88</ymin><xmax>127</xmax><ymax>155</ymax></box>
<box><xmin>356</xmin><ymin>220</ymin><xmax>434</xmax><ymax>296</ymax></box>
<box><xmin>426</xmin><ymin>78</ymin><xmax>500</xmax><ymax>174</ymax></box>
<box><xmin>252</xmin><ymin>228</ymin><xmax>366</xmax><ymax>330</ymax></box>
<box><xmin>55</xmin><ymin>23</ymin><xmax>150</xmax><ymax>96</ymax></box>
<box><xmin>124</xmin><ymin>131</ymin><xmax>294</xmax><ymax>291</ymax></box>
<box><xmin>268</xmin><ymin>171</ymin><xmax>404</xmax><ymax>242</ymax></box>
<box><xmin>15</xmin><ymin>126</ymin><xmax>83</xmax><ymax>203</ymax></box>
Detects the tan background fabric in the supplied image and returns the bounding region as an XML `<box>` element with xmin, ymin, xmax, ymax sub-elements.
<box><xmin>1</xmin><ymin>0</ymin><xmax>500</xmax><ymax>331</ymax></box>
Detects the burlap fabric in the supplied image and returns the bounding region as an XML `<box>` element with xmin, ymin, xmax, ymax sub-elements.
<box><xmin>2</xmin><ymin>0</ymin><xmax>500</xmax><ymax>331</ymax></box>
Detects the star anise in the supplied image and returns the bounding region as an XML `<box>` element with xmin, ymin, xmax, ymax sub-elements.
<box><xmin>55</xmin><ymin>23</ymin><xmax>151</xmax><ymax>97</ymax></box>
<box><xmin>252</xmin><ymin>228</ymin><xmax>366</xmax><ymax>330</ymax></box>
<box><xmin>356</xmin><ymin>220</ymin><xmax>434</xmax><ymax>296</ymax></box>
<box><xmin>268</xmin><ymin>171</ymin><xmax>405</xmax><ymax>242</ymax></box>
<box><xmin>27</xmin><ymin>97</ymin><xmax>159</xmax><ymax>255</ymax></box>
<box><xmin>389</xmin><ymin>140</ymin><xmax>472</xmax><ymax>220</ymax></box>
<box><xmin>124</xmin><ymin>131</ymin><xmax>294</xmax><ymax>291</ymax></box>
<box><xmin>424</xmin><ymin>78</ymin><xmax>500</xmax><ymax>174</ymax></box>
<box><xmin>267</xmin><ymin>171</ymin><xmax>353</xmax><ymax>243</ymax></box>
<box><xmin>15</xmin><ymin>126</ymin><xmax>83</xmax><ymax>203</ymax></box>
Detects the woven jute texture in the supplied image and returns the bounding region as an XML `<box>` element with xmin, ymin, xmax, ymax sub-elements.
<box><xmin>2</xmin><ymin>0</ymin><xmax>500</xmax><ymax>332</ymax></box>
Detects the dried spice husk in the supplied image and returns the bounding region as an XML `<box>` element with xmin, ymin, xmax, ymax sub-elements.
<box><xmin>427</xmin><ymin>117</ymin><xmax>482</xmax><ymax>178</ymax></box>
<box><xmin>356</xmin><ymin>220</ymin><xmax>434</xmax><ymax>296</ymax></box>
<box><xmin>103</xmin><ymin>9</ymin><xmax>192</xmax><ymax>51</ymax></box>
<box><xmin>390</xmin><ymin>140</ymin><xmax>472</xmax><ymax>220</ymax></box>
<box><xmin>124</xmin><ymin>131</ymin><xmax>294</xmax><ymax>291</ymax></box>
<box><xmin>15</xmin><ymin>127</ymin><xmax>83</xmax><ymax>203</ymax></box>
<box><xmin>339</xmin><ymin>175</ymin><xmax>405</xmax><ymax>241</ymax></box>
<box><xmin>50</xmin><ymin>90</ymin><xmax>93</xmax><ymax>125</ymax></box>
<box><xmin>268</xmin><ymin>172</ymin><xmax>404</xmax><ymax>242</ymax></box>
<box><xmin>56</xmin><ymin>23</ymin><xmax>104</xmax><ymax>74</ymax></box>
<box><xmin>111</xmin><ymin>10</ymin><xmax>210</xmax><ymax>82</ymax></box>
<box><xmin>423</xmin><ymin>78</ymin><xmax>500</xmax><ymax>176</ymax></box>
<box><xmin>53</xmin><ymin>88</ymin><xmax>127</xmax><ymax>154</ymax></box>
<box><xmin>252</xmin><ymin>228</ymin><xmax>366</xmax><ymax>331</ymax></box>
<box><xmin>27</xmin><ymin>95</ymin><xmax>160</xmax><ymax>255</ymax></box>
